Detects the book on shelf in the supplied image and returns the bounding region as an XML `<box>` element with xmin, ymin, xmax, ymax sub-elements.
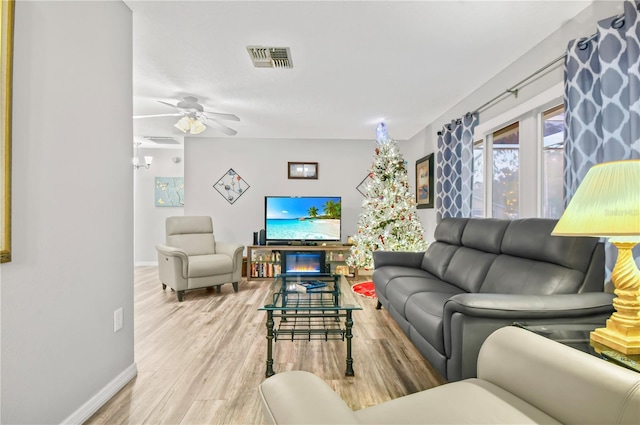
<box><xmin>294</xmin><ymin>280</ymin><xmax>328</xmax><ymax>293</ymax></box>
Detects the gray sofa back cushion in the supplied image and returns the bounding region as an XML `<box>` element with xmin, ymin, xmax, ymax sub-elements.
<box><xmin>500</xmin><ymin>219</ymin><xmax>598</xmax><ymax>272</ymax></box>
<box><xmin>421</xmin><ymin>242</ymin><xmax>458</xmax><ymax>280</ymax></box>
<box><xmin>443</xmin><ymin>247</ymin><xmax>497</xmax><ymax>293</ymax></box>
<box><xmin>421</xmin><ymin>218</ymin><xmax>469</xmax><ymax>279</ymax></box>
<box><xmin>434</xmin><ymin>218</ymin><xmax>469</xmax><ymax>245</ymax></box>
<box><xmin>461</xmin><ymin>219</ymin><xmax>509</xmax><ymax>254</ymax></box>
<box><xmin>480</xmin><ymin>255</ymin><xmax>586</xmax><ymax>294</ymax></box>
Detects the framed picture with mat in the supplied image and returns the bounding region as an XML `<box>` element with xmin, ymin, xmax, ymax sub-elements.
<box><xmin>416</xmin><ymin>153</ymin><xmax>434</xmax><ymax>209</ymax></box>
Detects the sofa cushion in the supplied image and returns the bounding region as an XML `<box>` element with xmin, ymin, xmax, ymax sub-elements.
<box><xmin>406</xmin><ymin>291</ymin><xmax>464</xmax><ymax>353</ymax></box>
<box><xmin>166</xmin><ymin>216</ymin><xmax>217</xmax><ymax>256</ymax></box>
<box><xmin>169</xmin><ymin>234</ymin><xmax>216</xmax><ymax>256</ymax></box>
<box><xmin>434</xmin><ymin>218</ymin><xmax>469</xmax><ymax>245</ymax></box>
<box><xmin>460</xmin><ymin>219</ymin><xmax>509</xmax><ymax>254</ymax></box>
<box><xmin>501</xmin><ymin>218</ymin><xmax>598</xmax><ymax>272</ymax></box>
<box><xmin>480</xmin><ymin>255</ymin><xmax>585</xmax><ymax>295</ymax></box>
<box><xmin>386</xmin><ymin>276</ymin><xmax>458</xmax><ymax>319</ymax></box>
<box><xmin>420</xmin><ymin>242</ymin><xmax>459</xmax><ymax>280</ymax></box>
<box><xmin>373</xmin><ymin>266</ymin><xmax>433</xmax><ymax>301</ymax></box>
<box><xmin>188</xmin><ymin>254</ymin><xmax>233</xmax><ymax>278</ymax></box>
<box><xmin>443</xmin><ymin>247</ymin><xmax>497</xmax><ymax>293</ymax></box>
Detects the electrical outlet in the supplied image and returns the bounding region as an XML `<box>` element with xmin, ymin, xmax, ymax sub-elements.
<box><xmin>114</xmin><ymin>308</ymin><xmax>124</xmax><ymax>332</ymax></box>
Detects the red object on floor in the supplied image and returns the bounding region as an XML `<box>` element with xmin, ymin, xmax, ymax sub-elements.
<box><xmin>351</xmin><ymin>281</ymin><xmax>376</xmax><ymax>299</ymax></box>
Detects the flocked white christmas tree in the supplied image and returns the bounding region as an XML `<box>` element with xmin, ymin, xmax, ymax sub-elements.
<box><xmin>347</xmin><ymin>123</ymin><xmax>428</xmax><ymax>270</ymax></box>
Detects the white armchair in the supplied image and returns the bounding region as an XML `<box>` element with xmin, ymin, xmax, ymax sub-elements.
<box><xmin>156</xmin><ymin>216</ymin><xmax>244</xmax><ymax>301</ymax></box>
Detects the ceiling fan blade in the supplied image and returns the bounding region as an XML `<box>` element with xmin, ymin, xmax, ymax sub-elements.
<box><xmin>206</xmin><ymin>119</ymin><xmax>238</xmax><ymax>136</ymax></box>
<box><xmin>133</xmin><ymin>113</ymin><xmax>182</xmax><ymax>119</ymax></box>
<box><xmin>158</xmin><ymin>100</ymin><xmax>179</xmax><ymax>109</ymax></box>
<box><xmin>203</xmin><ymin>111</ymin><xmax>240</xmax><ymax>122</ymax></box>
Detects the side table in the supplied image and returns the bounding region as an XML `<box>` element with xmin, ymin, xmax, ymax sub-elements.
<box><xmin>590</xmin><ymin>340</ymin><xmax>640</xmax><ymax>373</ymax></box>
<box><xmin>512</xmin><ymin>323</ymin><xmax>639</xmax><ymax>373</ymax></box>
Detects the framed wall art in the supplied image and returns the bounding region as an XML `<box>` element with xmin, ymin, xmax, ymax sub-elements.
<box><xmin>155</xmin><ymin>177</ymin><xmax>184</xmax><ymax>207</ymax></box>
<box><xmin>416</xmin><ymin>153</ymin><xmax>434</xmax><ymax>209</ymax></box>
<box><xmin>356</xmin><ymin>173</ymin><xmax>373</xmax><ymax>196</ymax></box>
<box><xmin>1</xmin><ymin>0</ymin><xmax>15</xmax><ymax>263</ymax></box>
<box><xmin>214</xmin><ymin>168</ymin><xmax>250</xmax><ymax>204</ymax></box>
<box><xmin>288</xmin><ymin>162</ymin><xmax>318</xmax><ymax>179</ymax></box>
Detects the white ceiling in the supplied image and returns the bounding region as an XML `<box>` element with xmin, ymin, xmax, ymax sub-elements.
<box><xmin>127</xmin><ymin>0</ymin><xmax>592</xmax><ymax>146</ymax></box>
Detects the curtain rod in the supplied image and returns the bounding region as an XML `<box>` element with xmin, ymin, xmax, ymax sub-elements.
<box><xmin>469</xmin><ymin>10</ymin><xmax>627</xmax><ymax>117</ymax></box>
<box><xmin>469</xmin><ymin>52</ymin><xmax>566</xmax><ymax>116</ymax></box>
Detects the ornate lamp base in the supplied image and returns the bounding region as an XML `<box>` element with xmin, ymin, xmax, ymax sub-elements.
<box><xmin>590</xmin><ymin>241</ymin><xmax>640</xmax><ymax>355</ymax></box>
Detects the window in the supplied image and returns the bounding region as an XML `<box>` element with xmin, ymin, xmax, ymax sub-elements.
<box><xmin>472</xmin><ymin>140</ymin><xmax>484</xmax><ymax>217</ymax></box>
<box><xmin>470</xmin><ymin>83</ymin><xmax>564</xmax><ymax>219</ymax></box>
<box><xmin>492</xmin><ymin>123</ymin><xmax>519</xmax><ymax>219</ymax></box>
<box><xmin>542</xmin><ymin>105</ymin><xmax>565</xmax><ymax>218</ymax></box>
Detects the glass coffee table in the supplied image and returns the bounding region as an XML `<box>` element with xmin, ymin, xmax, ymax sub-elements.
<box><xmin>259</xmin><ymin>273</ymin><xmax>362</xmax><ymax>377</ymax></box>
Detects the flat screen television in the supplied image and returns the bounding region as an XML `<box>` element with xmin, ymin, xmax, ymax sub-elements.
<box><xmin>265</xmin><ymin>196</ymin><xmax>341</xmax><ymax>244</ymax></box>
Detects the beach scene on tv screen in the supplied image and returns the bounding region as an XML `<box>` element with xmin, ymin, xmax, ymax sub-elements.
<box><xmin>266</xmin><ymin>197</ymin><xmax>341</xmax><ymax>240</ymax></box>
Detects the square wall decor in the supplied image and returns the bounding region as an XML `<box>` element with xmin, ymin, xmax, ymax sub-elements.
<box><xmin>357</xmin><ymin>173</ymin><xmax>373</xmax><ymax>196</ymax></box>
<box><xmin>214</xmin><ymin>168</ymin><xmax>250</xmax><ymax>204</ymax></box>
<box><xmin>155</xmin><ymin>177</ymin><xmax>184</xmax><ymax>207</ymax></box>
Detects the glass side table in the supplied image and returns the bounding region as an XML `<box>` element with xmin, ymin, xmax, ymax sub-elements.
<box><xmin>590</xmin><ymin>340</ymin><xmax>640</xmax><ymax>373</ymax></box>
<box><xmin>513</xmin><ymin>323</ymin><xmax>640</xmax><ymax>373</ymax></box>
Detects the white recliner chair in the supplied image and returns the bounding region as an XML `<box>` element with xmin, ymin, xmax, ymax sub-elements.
<box><xmin>156</xmin><ymin>216</ymin><xmax>244</xmax><ymax>301</ymax></box>
<box><xmin>259</xmin><ymin>326</ymin><xmax>640</xmax><ymax>425</ymax></box>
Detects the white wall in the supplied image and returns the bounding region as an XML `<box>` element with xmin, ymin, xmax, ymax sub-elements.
<box><xmin>414</xmin><ymin>0</ymin><xmax>623</xmax><ymax>240</ymax></box>
<box><xmin>134</xmin><ymin>147</ymin><xmax>184</xmax><ymax>264</ymax></box>
<box><xmin>182</xmin><ymin>137</ymin><xmax>423</xmax><ymax>252</ymax></box>
<box><xmin>1</xmin><ymin>2</ymin><xmax>135</xmax><ymax>423</ymax></box>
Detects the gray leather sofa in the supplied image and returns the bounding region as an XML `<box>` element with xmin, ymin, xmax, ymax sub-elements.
<box><xmin>373</xmin><ymin>218</ymin><xmax>615</xmax><ymax>381</ymax></box>
<box><xmin>259</xmin><ymin>326</ymin><xmax>640</xmax><ymax>425</ymax></box>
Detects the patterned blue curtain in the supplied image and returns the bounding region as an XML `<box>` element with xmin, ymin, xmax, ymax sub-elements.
<box><xmin>436</xmin><ymin>113</ymin><xmax>479</xmax><ymax>221</ymax></box>
<box><xmin>564</xmin><ymin>0</ymin><xmax>640</xmax><ymax>279</ymax></box>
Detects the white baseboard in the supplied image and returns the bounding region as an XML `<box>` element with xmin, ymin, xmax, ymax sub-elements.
<box><xmin>135</xmin><ymin>261</ymin><xmax>158</xmax><ymax>266</ymax></box>
<box><xmin>61</xmin><ymin>362</ymin><xmax>138</xmax><ymax>425</ymax></box>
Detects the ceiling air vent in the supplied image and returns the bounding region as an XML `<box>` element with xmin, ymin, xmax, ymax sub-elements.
<box><xmin>246</xmin><ymin>46</ymin><xmax>293</xmax><ymax>69</ymax></box>
<box><xmin>143</xmin><ymin>137</ymin><xmax>181</xmax><ymax>145</ymax></box>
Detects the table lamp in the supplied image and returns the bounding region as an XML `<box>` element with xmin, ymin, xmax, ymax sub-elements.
<box><xmin>552</xmin><ymin>159</ymin><xmax>640</xmax><ymax>355</ymax></box>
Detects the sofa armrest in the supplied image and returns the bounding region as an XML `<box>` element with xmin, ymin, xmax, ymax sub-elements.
<box><xmin>442</xmin><ymin>292</ymin><xmax>615</xmax><ymax>381</ymax></box>
<box><xmin>156</xmin><ymin>244</ymin><xmax>189</xmax><ymax>278</ymax></box>
<box><xmin>214</xmin><ymin>241</ymin><xmax>244</xmax><ymax>269</ymax></box>
<box><xmin>259</xmin><ymin>371</ymin><xmax>359</xmax><ymax>425</ymax></box>
<box><xmin>373</xmin><ymin>251</ymin><xmax>425</xmax><ymax>269</ymax></box>
<box><xmin>444</xmin><ymin>292</ymin><xmax>615</xmax><ymax>321</ymax></box>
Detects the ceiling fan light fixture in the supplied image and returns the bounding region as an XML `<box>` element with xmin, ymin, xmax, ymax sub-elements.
<box><xmin>190</xmin><ymin>118</ymin><xmax>206</xmax><ymax>134</ymax></box>
<box><xmin>138</xmin><ymin>96</ymin><xmax>237</xmax><ymax>135</ymax></box>
<box><xmin>175</xmin><ymin>116</ymin><xmax>191</xmax><ymax>133</ymax></box>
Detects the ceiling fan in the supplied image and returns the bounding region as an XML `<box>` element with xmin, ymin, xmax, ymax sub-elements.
<box><xmin>133</xmin><ymin>96</ymin><xmax>240</xmax><ymax>135</ymax></box>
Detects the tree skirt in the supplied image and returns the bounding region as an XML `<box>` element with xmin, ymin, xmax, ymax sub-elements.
<box><xmin>351</xmin><ymin>281</ymin><xmax>376</xmax><ymax>299</ymax></box>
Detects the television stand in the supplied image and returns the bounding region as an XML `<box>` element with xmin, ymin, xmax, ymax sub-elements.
<box><xmin>247</xmin><ymin>245</ymin><xmax>357</xmax><ymax>280</ymax></box>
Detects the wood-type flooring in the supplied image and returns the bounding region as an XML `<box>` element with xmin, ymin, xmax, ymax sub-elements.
<box><xmin>85</xmin><ymin>266</ymin><xmax>446</xmax><ymax>424</ymax></box>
